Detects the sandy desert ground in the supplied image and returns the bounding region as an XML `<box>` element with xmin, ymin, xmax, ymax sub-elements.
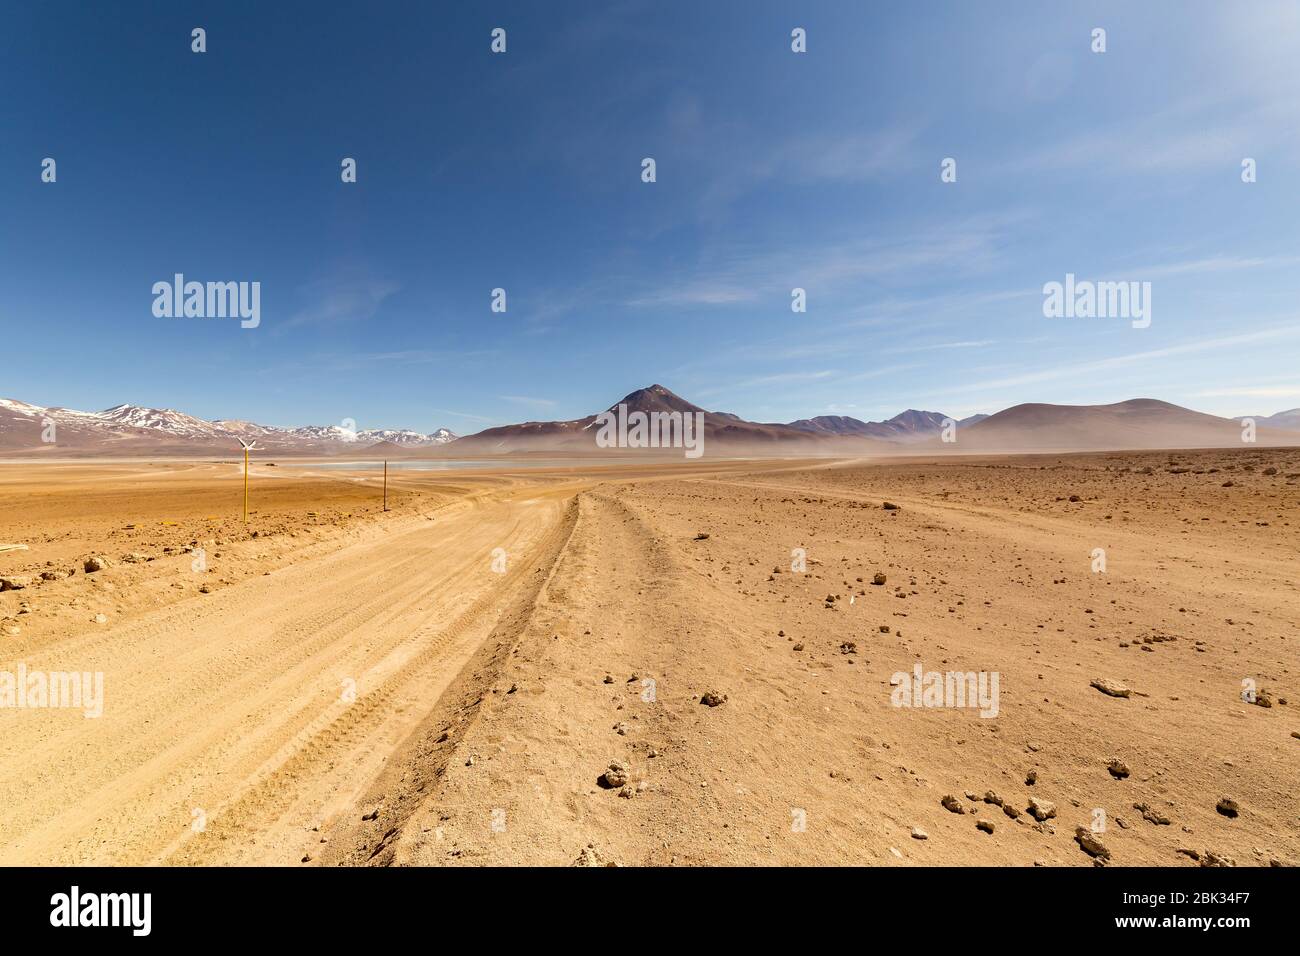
<box><xmin>1</xmin><ymin>449</ymin><xmax>1297</xmax><ymax>867</ymax></box>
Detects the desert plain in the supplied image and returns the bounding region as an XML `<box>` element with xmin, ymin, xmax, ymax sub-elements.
<box><xmin>0</xmin><ymin>448</ymin><xmax>1297</xmax><ymax>866</ymax></box>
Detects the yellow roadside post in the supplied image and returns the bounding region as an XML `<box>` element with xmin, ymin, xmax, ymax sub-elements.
<box><xmin>238</xmin><ymin>438</ymin><xmax>258</xmax><ymax>522</ymax></box>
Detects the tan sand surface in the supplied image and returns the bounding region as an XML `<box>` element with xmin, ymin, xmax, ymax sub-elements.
<box><xmin>1</xmin><ymin>449</ymin><xmax>1297</xmax><ymax>866</ymax></box>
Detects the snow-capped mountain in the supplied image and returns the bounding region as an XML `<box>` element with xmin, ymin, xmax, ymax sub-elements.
<box><xmin>355</xmin><ymin>427</ymin><xmax>457</xmax><ymax>445</ymax></box>
<box><xmin>99</xmin><ymin>404</ymin><xmax>231</xmax><ymax>441</ymax></box>
<box><xmin>0</xmin><ymin>398</ymin><xmax>457</xmax><ymax>454</ymax></box>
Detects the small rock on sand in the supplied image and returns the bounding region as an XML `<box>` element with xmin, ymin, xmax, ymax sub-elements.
<box><xmin>976</xmin><ymin>819</ymin><xmax>995</xmax><ymax>834</ymax></box>
<box><xmin>1074</xmin><ymin>826</ymin><xmax>1111</xmax><ymax>860</ymax></box>
<box><xmin>1091</xmin><ymin>677</ymin><xmax>1131</xmax><ymax>698</ymax></box>
<box><xmin>573</xmin><ymin>843</ymin><xmax>616</xmax><ymax>867</ymax></box>
<box><xmin>84</xmin><ymin>556</ymin><xmax>110</xmax><ymax>573</ymax></box>
<box><xmin>599</xmin><ymin>762</ymin><xmax>628</xmax><ymax>789</ymax></box>
<box><xmin>910</xmin><ymin>826</ymin><xmax>928</xmax><ymax>840</ymax></box>
<box><xmin>700</xmin><ymin>690</ymin><xmax>727</xmax><ymax>707</ymax></box>
<box><xmin>1215</xmin><ymin>797</ymin><xmax>1240</xmax><ymax>819</ymax></box>
<box><xmin>1027</xmin><ymin>797</ymin><xmax>1056</xmax><ymax>821</ymax></box>
<box><xmin>1134</xmin><ymin>802</ymin><xmax>1171</xmax><ymax>826</ymax></box>
<box><xmin>941</xmin><ymin>794</ymin><xmax>966</xmax><ymax>814</ymax></box>
<box><xmin>1107</xmin><ymin>758</ymin><xmax>1130</xmax><ymax>779</ymax></box>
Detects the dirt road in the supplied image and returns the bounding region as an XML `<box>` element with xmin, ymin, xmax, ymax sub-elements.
<box><xmin>0</xmin><ymin>478</ymin><xmax>578</xmax><ymax>865</ymax></box>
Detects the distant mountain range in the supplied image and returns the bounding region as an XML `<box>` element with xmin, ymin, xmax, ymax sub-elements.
<box><xmin>786</xmin><ymin>409</ymin><xmax>989</xmax><ymax>440</ymax></box>
<box><xmin>0</xmin><ymin>398</ymin><xmax>456</xmax><ymax>456</ymax></box>
<box><xmin>442</xmin><ymin>385</ymin><xmax>1298</xmax><ymax>456</ymax></box>
<box><xmin>2</xmin><ymin>385</ymin><xmax>1297</xmax><ymax>457</ymax></box>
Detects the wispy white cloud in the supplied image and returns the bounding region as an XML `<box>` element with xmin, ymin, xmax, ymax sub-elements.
<box><xmin>626</xmin><ymin>214</ymin><xmax>1021</xmax><ymax>311</ymax></box>
<box><xmin>498</xmin><ymin>394</ymin><xmax>559</xmax><ymax>409</ymax></box>
<box><xmin>935</xmin><ymin>324</ymin><xmax>1300</xmax><ymax>396</ymax></box>
<box><xmin>1193</xmin><ymin>385</ymin><xmax>1300</xmax><ymax>399</ymax></box>
<box><xmin>1134</xmin><ymin>255</ymin><xmax>1300</xmax><ymax>279</ymax></box>
<box><xmin>286</xmin><ymin>276</ymin><xmax>401</xmax><ymax>328</ymax></box>
<box><xmin>883</xmin><ymin>340</ymin><xmax>996</xmax><ymax>355</ymax></box>
<box><xmin>693</xmin><ymin>369</ymin><xmax>838</xmax><ymax>399</ymax></box>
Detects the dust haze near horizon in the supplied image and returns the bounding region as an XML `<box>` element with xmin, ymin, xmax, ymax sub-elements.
<box><xmin>3</xmin><ymin>1</ymin><xmax>1299</xmax><ymax>433</ymax></box>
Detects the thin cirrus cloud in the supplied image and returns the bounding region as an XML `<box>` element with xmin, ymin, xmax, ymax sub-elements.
<box><xmin>498</xmin><ymin>395</ymin><xmax>560</xmax><ymax>409</ymax></box>
<box><xmin>625</xmin><ymin>215</ymin><xmax>1016</xmax><ymax>311</ymax></box>
<box><xmin>691</xmin><ymin>369</ymin><xmax>839</xmax><ymax>399</ymax></box>
<box><xmin>284</xmin><ymin>277</ymin><xmax>401</xmax><ymax>329</ymax></box>
<box><xmin>933</xmin><ymin>324</ymin><xmax>1300</xmax><ymax>397</ymax></box>
<box><xmin>1193</xmin><ymin>385</ymin><xmax>1300</xmax><ymax>399</ymax></box>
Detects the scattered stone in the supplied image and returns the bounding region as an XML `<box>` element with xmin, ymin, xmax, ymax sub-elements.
<box><xmin>792</xmin><ymin>642</ymin><xmax>804</xmax><ymax>651</ymax></box>
<box><xmin>599</xmin><ymin>762</ymin><xmax>628</xmax><ymax>789</ymax></box>
<box><xmin>1074</xmin><ymin>826</ymin><xmax>1111</xmax><ymax>860</ymax></box>
<box><xmin>1025</xmin><ymin>770</ymin><xmax>1038</xmax><ymax>786</ymax></box>
<box><xmin>1134</xmin><ymin>802</ymin><xmax>1171</xmax><ymax>825</ymax></box>
<box><xmin>700</xmin><ymin>690</ymin><xmax>727</xmax><ymax>707</ymax></box>
<box><xmin>941</xmin><ymin>794</ymin><xmax>966</xmax><ymax>814</ymax></box>
<box><xmin>872</xmin><ymin>572</ymin><xmax>887</xmax><ymax>586</ymax></box>
<box><xmin>0</xmin><ymin>576</ymin><xmax>31</xmax><ymax>591</ymax></box>
<box><xmin>910</xmin><ymin>826</ymin><xmax>928</xmax><ymax>840</ymax></box>
<box><xmin>1176</xmin><ymin>847</ymin><xmax>1200</xmax><ymax>861</ymax></box>
<box><xmin>603</xmin><ymin>675</ymin><xmax>614</xmax><ymax>684</ymax></box>
<box><xmin>1003</xmin><ymin>803</ymin><xmax>1022</xmax><ymax>819</ymax></box>
<box><xmin>976</xmin><ymin>819</ymin><xmax>995</xmax><ymax>834</ymax></box>
<box><xmin>1027</xmin><ymin>797</ymin><xmax>1056</xmax><ymax>821</ymax></box>
<box><xmin>983</xmin><ymin>790</ymin><xmax>1004</xmax><ymax>807</ymax></box>
<box><xmin>1201</xmin><ymin>850</ymin><xmax>1235</xmax><ymax>868</ymax></box>
<box><xmin>693</xmin><ymin>532</ymin><xmax>710</xmax><ymax>541</ymax></box>
<box><xmin>1107</xmin><ymin>758</ymin><xmax>1130</xmax><ymax>779</ymax></box>
<box><xmin>839</xmin><ymin>641</ymin><xmax>857</xmax><ymax>655</ymax></box>
<box><xmin>93</xmin><ymin>613</ymin><xmax>108</xmax><ymax>625</ymax></box>
<box><xmin>573</xmin><ymin>843</ymin><xmax>615</xmax><ymax>867</ymax></box>
<box><xmin>1215</xmin><ymin>797</ymin><xmax>1240</xmax><ymax>819</ymax></box>
<box><xmin>84</xmin><ymin>556</ymin><xmax>110</xmax><ymax>573</ymax></box>
<box><xmin>1090</xmin><ymin>677</ymin><xmax>1131</xmax><ymax>698</ymax></box>
<box><xmin>882</xmin><ymin>502</ymin><xmax>899</xmax><ymax>511</ymax></box>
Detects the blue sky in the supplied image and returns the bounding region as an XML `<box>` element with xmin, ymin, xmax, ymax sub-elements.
<box><xmin>3</xmin><ymin>1</ymin><xmax>1298</xmax><ymax>434</ymax></box>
